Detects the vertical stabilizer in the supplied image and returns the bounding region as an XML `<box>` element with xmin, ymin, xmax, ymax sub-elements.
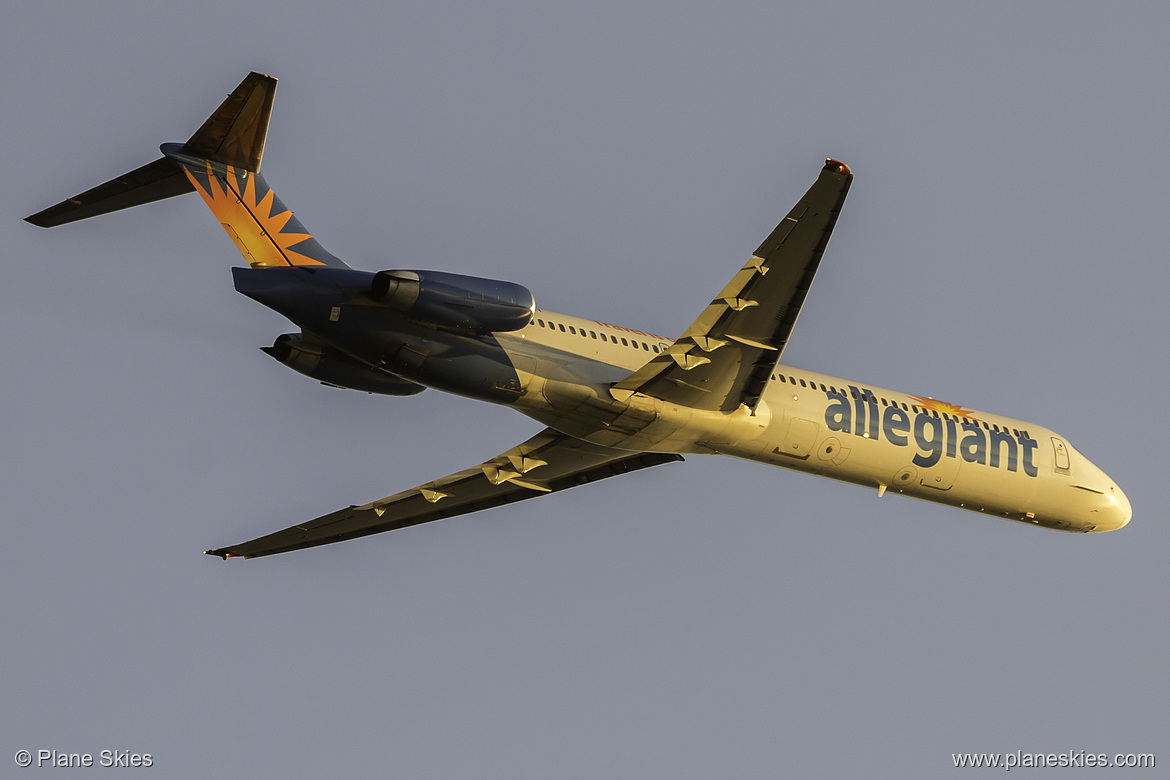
<box><xmin>163</xmin><ymin>144</ymin><xmax>346</xmax><ymax>268</ymax></box>
<box><xmin>165</xmin><ymin>72</ymin><xmax>346</xmax><ymax>267</ymax></box>
<box><xmin>26</xmin><ymin>72</ymin><xmax>348</xmax><ymax>268</ymax></box>
<box><xmin>183</xmin><ymin>71</ymin><xmax>275</xmax><ymax>174</ymax></box>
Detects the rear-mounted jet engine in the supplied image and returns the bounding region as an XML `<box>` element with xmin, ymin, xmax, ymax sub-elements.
<box><xmin>371</xmin><ymin>270</ymin><xmax>535</xmax><ymax>333</ymax></box>
<box><xmin>262</xmin><ymin>333</ymin><xmax>426</xmax><ymax>396</ymax></box>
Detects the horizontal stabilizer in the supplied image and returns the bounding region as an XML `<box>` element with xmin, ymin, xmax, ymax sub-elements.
<box><xmin>25</xmin><ymin>72</ymin><xmax>277</xmax><ymax>229</ymax></box>
<box><xmin>25</xmin><ymin>157</ymin><xmax>192</xmax><ymax>228</ymax></box>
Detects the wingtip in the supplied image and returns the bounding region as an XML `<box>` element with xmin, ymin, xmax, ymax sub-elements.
<box><xmin>823</xmin><ymin>158</ymin><xmax>852</xmax><ymax>176</ymax></box>
<box><xmin>205</xmin><ymin>548</ymin><xmax>242</xmax><ymax>560</ymax></box>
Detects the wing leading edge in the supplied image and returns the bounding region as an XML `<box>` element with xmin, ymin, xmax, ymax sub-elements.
<box><xmin>611</xmin><ymin>159</ymin><xmax>852</xmax><ymax>412</ymax></box>
<box><xmin>207</xmin><ymin>429</ymin><xmax>683</xmax><ymax>559</ymax></box>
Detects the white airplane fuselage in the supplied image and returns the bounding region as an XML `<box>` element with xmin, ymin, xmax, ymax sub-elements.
<box><xmin>495</xmin><ymin>308</ymin><xmax>1131</xmax><ymax>534</ymax></box>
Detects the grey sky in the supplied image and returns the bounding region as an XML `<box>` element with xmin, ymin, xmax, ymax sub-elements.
<box><xmin>3</xmin><ymin>1</ymin><xmax>1166</xmax><ymax>777</ymax></box>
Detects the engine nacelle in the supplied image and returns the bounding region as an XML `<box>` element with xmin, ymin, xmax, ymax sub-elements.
<box><xmin>262</xmin><ymin>334</ymin><xmax>426</xmax><ymax>396</ymax></box>
<box><xmin>371</xmin><ymin>270</ymin><xmax>535</xmax><ymax>333</ymax></box>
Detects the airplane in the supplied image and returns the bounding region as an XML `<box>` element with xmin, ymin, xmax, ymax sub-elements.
<box><xmin>26</xmin><ymin>72</ymin><xmax>1131</xmax><ymax>558</ymax></box>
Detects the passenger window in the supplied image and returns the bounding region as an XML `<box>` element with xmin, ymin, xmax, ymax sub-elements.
<box><xmin>569</xmin><ymin>326</ymin><xmax>576</xmax><ymax>334</ymax></box>
<box><xmin>621</xmin><ymin>338</ymin><xmax>628</xmax><ymax>346</ymax></box>
<box><xmin>800</xmin><ymin>379</ymin><xmax>807</xmax><ymax>388</ymax></box>
<box><xmin>590</xmin><ymin>331</ymin><xmax>597</xmax><ymax>339</ymax></box>
<box><xmin>537</xmin><ymin>319</ymin><xmax>545</xmax><ymax>327</ymax></box>
<box><xmin>652</xmin><ymin>345</ymin><xmax>660</xmax><ymax>353</ymax></box>
<box><xmin>558</xmin><ymin>323</ymin><xmax>566</xmax><ymax>332</ymax></box>
<box><xmin>641</xmin><ymin>342</ymin><xmax>649</xmax><ymax>350</ymax></box>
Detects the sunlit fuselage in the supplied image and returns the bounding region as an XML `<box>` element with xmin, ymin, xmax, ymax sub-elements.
<box><xmin>496</xmin><ymin>310</ymin><xmax>1130</xmax><ymax>534</ymax></box>
<box><xmin>239</xmin><ymin>264</ymin><xmax>1129</xmax><ymax>535</ymax></box>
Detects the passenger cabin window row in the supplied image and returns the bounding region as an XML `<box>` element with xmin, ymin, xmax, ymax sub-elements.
<box><xmin>767</xmin><ymin>371</ymin><xmax>1029</xmax><ymax>439</ymax></box>
<box><xmin>530</xmin><ymin>325</ymin><xmax>1032</xmax><ymax>441</ymax></box>
<box><xmin>534</xmin><ymin>318</ymin><xmax>662</xmax><ymax>353</ymax></box>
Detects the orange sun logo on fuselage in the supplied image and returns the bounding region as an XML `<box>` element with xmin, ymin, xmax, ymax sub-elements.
<box><xmin>910</xmin><ymin>395</ymin><xmax>978</xmax><ymax>419</ymax></box>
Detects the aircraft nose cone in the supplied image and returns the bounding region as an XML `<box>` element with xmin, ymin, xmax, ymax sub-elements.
<box><xmin>1109</xmin><ymin>485</ymin><xmax>1132</xmax><ymax>530</ymax></box>
<box><xmin>1093</xmin><ymin>483</ymin><xmax>1131</xmax><ymax>532</ymax></box>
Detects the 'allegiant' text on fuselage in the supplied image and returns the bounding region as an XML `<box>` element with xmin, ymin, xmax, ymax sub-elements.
<box><xmin>823</xmin><ymin>387</ymin><xmax>1039</xmax><ymax>476</ymax></box>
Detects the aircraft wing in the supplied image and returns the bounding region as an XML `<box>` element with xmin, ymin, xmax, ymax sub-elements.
<box><xmin>610</xmin><ymin>159</ymin><xmax>852</xmax><ymax>413</ymax></box>
<box><xmin>206</xmin><ymin>429</ymin><xmax>682</xmax><ymax>559</ymax></box>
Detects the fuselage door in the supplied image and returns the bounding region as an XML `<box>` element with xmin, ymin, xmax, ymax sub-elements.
<box><xmin>775</xmin><ymin>418</ymin><xmax>818</xmax><ymax>460</ymax></box>
<box><xmin>1051</xmin><ymin>437</ymin><xmax>1071</xmax><ymax>474</ymax></box>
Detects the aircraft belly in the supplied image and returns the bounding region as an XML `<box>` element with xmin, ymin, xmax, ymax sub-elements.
<box><xmin>361</xmin><ymin>326</ymin><xmax>525</xmax><ymax>403</ymax></box>
<box><xmin>919</xmin><ymin>456</ymin><xmax>961</xmax><ymax>491</ymax></box>
<box><xmin>714</xmin><ymin>397</ymin><xmax>1057</xmax><ymax>524</ymax></box>
<box><xmin>509</xmin><ymin>363</ymin><xmax>773</xmax><ymax>456</ymax></box>
<box><xmin>497</xmin><ymin>336</ymin><xmax>629</xmax><ymax>387</ymax></box>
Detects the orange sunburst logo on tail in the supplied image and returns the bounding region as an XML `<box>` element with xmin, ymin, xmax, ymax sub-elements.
<box><xmin>910</xmin><ymin>395</ymin><xmax>978</xmax><ymax>419</ymax></box>
<box><xmin>182</xmin><ymin>162</ymin><xmax>324</xmax><ymax>267</ymax></box>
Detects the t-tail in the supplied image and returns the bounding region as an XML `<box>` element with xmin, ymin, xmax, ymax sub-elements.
<box><xmin>25</xmin><ymin>72</ymin><xmax>347</xmax><ymax>269</ymax></box>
